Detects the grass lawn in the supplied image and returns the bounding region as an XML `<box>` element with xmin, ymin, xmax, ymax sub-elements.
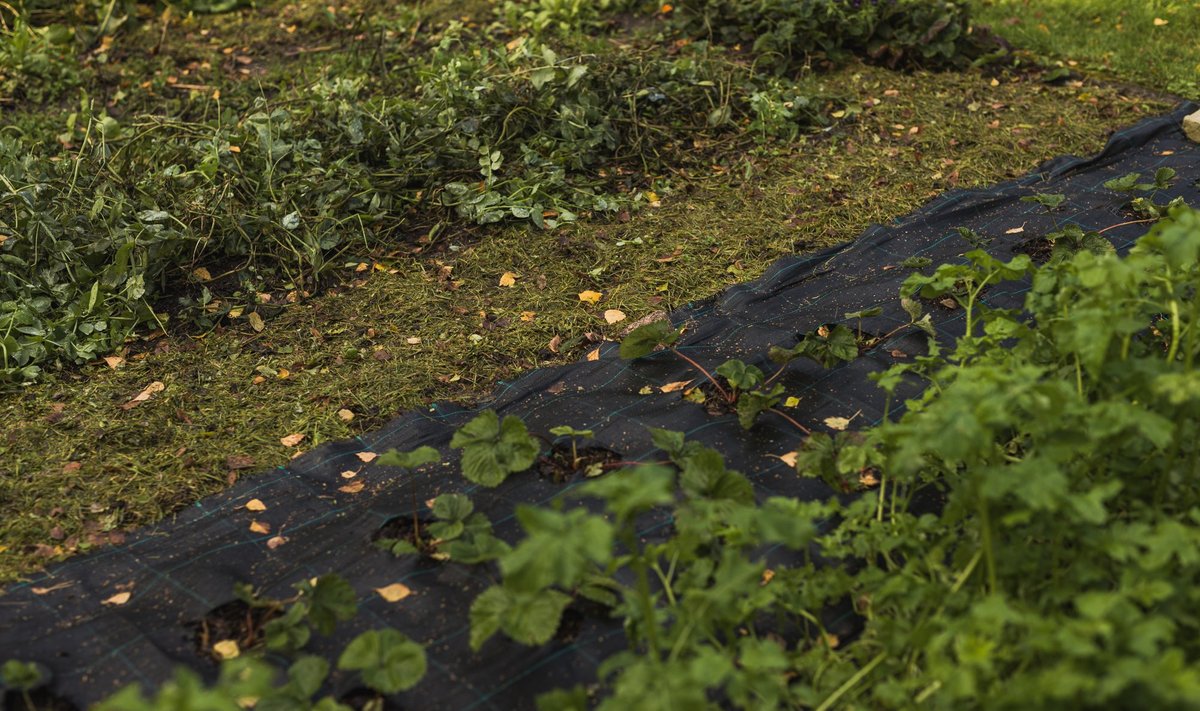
<box><xmin>0</xmin><ymin>0</ymin><xmax>1187</xmax><ymax>583</ymax></box>
<box><xmin>973</xmin><ymin>0</ymin><xmax>1200</xmax><ymax>98</ymax></box>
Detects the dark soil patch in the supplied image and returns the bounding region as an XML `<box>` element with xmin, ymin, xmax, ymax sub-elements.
<box><xmin>854</xmin><ymin>330</ymin><xmax>890</xmax><ymax>354</ymax></box>
<box><xmin>537</xmin><ymin>444</ymin><xmax>623</xmax><ymax>483</ymax></box>
<box><xmin>187</xmin><ymin>599</ymin><xmax>276</xmax><ymax>660</ymax></box>
<box><xmin>339</xmin><ymin>687</ymin><xmax>406</xmax><ymax>710</ymax></box>
<box><xmin>1</xmin><ymin>689</ymin><xmax>79</xmax><ymax>711</ymax></box>
<box><xmin>372</xmin><ymin>513</ymin><xmax>442</xmax><ymax>563</ymax></box>
<box><xmin>555</xmin><ymin>598</ymin><xmax>615</xmax><ymax>644</ymax></box>
<box><xmin>1014</xmin><ymin>236</ymin><xmax>1054</xmax><ymax>264</ymax></box>
<box><xmin>696</xmin><ymin>380</ymin><xmax>737</xmax><ymax>417</ymax></box>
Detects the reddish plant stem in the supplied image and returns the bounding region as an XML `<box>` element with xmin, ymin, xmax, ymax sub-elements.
<box><xmin>1097</xmin><ymin>218</ymin><xmax>1156</xmax><ymax>234</ymax></box>
<box><xmin>768</xmin><ymin>407</ymin><xmax>812</xmax><ymax>435</ymax></box>
<box><xmin>600</xmin><ymin>459</ymin><xmax>672</xmax><ymax>471</ymax></box>
<box><xmin>672</xmin><ymin>348</ymin><xmax>732</xmax><ymax>402</ymax></box>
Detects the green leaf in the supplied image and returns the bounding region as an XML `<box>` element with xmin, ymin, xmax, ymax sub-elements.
<box><xmin>469</xmin><ymin>586</ymin><xmax>572</xmax><ymax>650</ymax></box>
<box><xmin>500</xmin><ymin>506</ymin><xmax>613</xmax><ymax>592</ymax></box>
<box><xmin>619</xmin><ymin>320</ymin><xmax>680</xmax><ymax>360</ymax></box>
<box><xmin>451</xmin><ymin>411</ymin><xmax>539</xmax><ymax>487</ymax></box>
<box><xmin>537</xmin><ymin>686</ymin><xmax>589</xmax><ymax>711</ymax></box>
<box><xmin>377</xmin><ymin>446</ymin><xmax>440</xmax><ymax>469</ymax></box>
<box><xmin>338</xmin><ymin>629</ymin><xmax>427</xmax><ymax>694</ymax></box>
<box><xmin>1</xmin><ymin>659</ymin><xmax>44</xmax><ymax>691</ymax></box>
<box><xmin>649</xmin><ymin>427</ymin><xmax>702</xmax><ymax>464</ymax></box>
<box><xmin>1103</xmin><ymin>172</ymin><xmax>1140</xmax><ymax>192</ymax></box>
<box><xmin>303</xmin><ymin>575</ymin><xmax>358</xmax><ymax>635</ymax></box>
<box><xmin>844</xmin><ymin>306</ymin><xmax>883</xmax><ymax>320</ymax></box>
<box><xmin>1021</xmin><ymin>193</ymin><xmax>1065</xmax><ymax>210</ymax></box>
<box><xmin>447</xmin><ymin>530</ymin><xmax>511</xmax><ymax>564</ymax></box>
<box><xmin>432</xmin><ymin>493</ymin><xmax>474</xmax><ymax>522</ymax></box>
<box><xmin>264</xmin><ymin>604</ymin><xmax>312</xmax><ymax>652</ymax></box>
<box><xmin>577</xmin><ymin>465</ymin><xmax>676</xmax><ymax>520</ymax></box>
<box><xmin>680</xmin><ymin>448</ymin><xmax>753</xmax><ymax>503</ymax></box>
<box><xmin>715</xmin><ymin>359</ymin><xmax>764</xmax><ymax>391</ymax></box>
<box><xmin>549</xmin><ymin>425</ymin><xmax>594</xmax><ymax>439</ymax></box>
<box><xmin>286</xmin><ymin>656</ymin><xmax>330</xmax><ymax>699</ymax></box>
<box><xmin>469</xmin><ymin>586</ymin><xmax>508</xmax><ymax>651</ymax></box>
<box><xmin>1153</xmin><ymin>167</ymin><xmax>1176</xmax><ymax>189</ymax></box>
<box><xmin>735</xmin><ymin>384</ymin><xmax>785</xmax><ymax>430</ymax></box>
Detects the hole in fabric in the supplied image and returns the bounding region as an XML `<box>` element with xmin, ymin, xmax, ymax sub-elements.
<box><xmin>187</xmin><ymin>599</ymin><xmax>274</xmax><ymax>660</ymax></box>
<box><xmin>536</xmin><ymin>444</ymin><xmax>623</xmax><ymax>483</ymax></box>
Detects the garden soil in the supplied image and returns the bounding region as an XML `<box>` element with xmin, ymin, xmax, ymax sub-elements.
<box><xmin>2</xmin><ymin>103</ymin><xmax>1198</xmax><ymax>709</ymax></box>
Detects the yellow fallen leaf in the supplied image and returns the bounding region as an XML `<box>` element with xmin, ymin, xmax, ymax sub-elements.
<box><xmin>228</xmin><ymin>145</ymin><xmax>241</xmax><ymax>153</ymax></box>
<box><xmin>31</xmin><ymin>582</ymin><xmax>73</xmax><ymax>595</ymax></box>
<box><xmin>356</xmin><ymin>451</ymin><xmax>377</xmax><ymax>463</ymax></box>
<box><xmin>337</xmin><ymin>408</ymin><xmax>355</xmax><ymax>422</ymax></box>
<box><xmin>249</xmin><ymin>520</ymin><xmax>270</xmax><ymax>534</ymax></box>
<box><xmin>586</xmin><ymin>347</ymin><xmax>601</xmax><ymax>361</ymax></box>
<box><xmin>245</xmin><ymin>498</ymin><xmax>267</xmax><ymax>512</ymax></box>
<box><xmin>498</xmin><ymin>271</ymin><xmax>518</xmax><ymax>287</ymax></box>
<box><xmin>267</xmin><ymin>536</ymin><xmax>288</xmax><ymax>549</ymax></box>
<box><xmin>103</xmin><ymin>355</ymin><xmax>125</xmax><ymax>370</ymax></box>
<box><xmin>375</xmin><ymin>583</ymin><xmax>413</xmax><ymax>602</ymax></box>
<box><xmin>824</xmin><ymin>417</ymin><xmax>851</xmax><ymax>431</ymax></box>
<box><xmin>340</xmin><ymin>481</ymin><xmax>365</xmax><ymax>494</ymax></box>
<box><xmin>406</xmin><ymin>337</ymin><xmax>422</xmax><ymax>345</ymax></box>
<box><xmin>280</xmin><ymin>433</ymin><xmax>305</xmax><ymax>447</ymax></box>
<box><xmin>520</xmin><ymin>311</ymin><xmax>536</xmax><ymax>322</ymax></box>
<box><xmin>776</xmin><ymin>451</ymin><xmax>799</xmax><ymax>467</ymax></box>
<box><xmin>252</xmin><ymin>375</ymin><xmax>266</xmax><ymax>385</ymax></box>
<box><xmin>578</xmin><ymin>290</ymin><xmax>603</xmax><ymax>304</ymax></box>
<box><xmin>659</xmin><ymin>380</ymin><xmax>694</xmax><ymax>393</ymax></box>
<box><xmin>603</xmin><ymin>309</ymin><xmax>627</xmax><ymax>325</ymax></box>
<box><xmin>276</xmin><ymin>368</ymin><xmax>290</xmax><ymax>379</ymax></box>
<box><xmin>355</xmin><ymin>262</ymin><xmax>369</xmax><ymax>272</ymax></box>
<box><xmin>227</xmin><ymin>307</ymin><xmax>244</xmax><ymax>319</ymax></box>
<box><xmin>212</xmin><ymin>639</ymin><xmax>240</xmax><ymax>660</ymax></box>
<box><xmin>761</xmin><ymin>569</ymin><xmax>775</xmax><ymax>586</ymax></box>
<box><xmin>784</xmin><ymin>396</ymin><xmax>801</xmax><ymax>408</ymax></box>
<box><xmin>248</xmin><ymin>312</ymin><xmax>265</xmax><ymax>332</ymax></box>
<box><xmin>121</xmin><ymin>381</ymin><xmax>165</xmax><ymax>410</ymax></box>
<box><xmin>102</xmin><ymin>591</ymin><xmax>132</xmax><ymax>606</ymax></box>
<box><xmin>1153</xmin><ymin>17</ymin><xmax>1168</xmax><ymax>25</ymax></box>
<box><xmin>193</xmin><ymin>267</ymin><xmax>213</xmax><ymax>281</ymax></box>
<box><xmin>1005</xmin><ymin>226</ymin><xmax>1025</xmax><ymax>235</ymax></box>
<box><xmin>340</xmin><ymin>469</ymin><xmax>358</xmax><ymax>479</ymax></box>
<box><xmin>860</xmin><ymin>470</ymin><xmax>880</xmax><ymax>487</ymax></box>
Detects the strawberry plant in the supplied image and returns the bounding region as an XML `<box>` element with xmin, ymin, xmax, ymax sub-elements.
<box><xmin>376</xmin><ymin>493</ymin><xmax>509</xmax><ymax>564</ymax></box>
<box><xmin>1104</xmin><ymin>167</ymin><xmax>1176</xmax><ymax>193</ymax></box>
<box><xmin>470</xmin><ymin>205</ymin><xmax>1200</xmax><ymax>708</ymax></box>
<box><xmin>1020</xmin><ymin>192</ymin><xmax>1066</xmax><ymax>210</ymax></box>
<box><xmin>95</xmin><ymin>572</ymin><xmax>426</xmax><ymax>709</ymax></box>
<box><xmin>450</xmin><ymin>410</ymin><xmax>540</xmax><ymax>487</ymax></box>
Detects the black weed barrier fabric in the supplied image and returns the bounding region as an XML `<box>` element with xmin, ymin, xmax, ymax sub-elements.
<box><xmin>3</xmin><ymin>103</ymin><xmax>1199</xmax><ymax>709</ymax></box>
